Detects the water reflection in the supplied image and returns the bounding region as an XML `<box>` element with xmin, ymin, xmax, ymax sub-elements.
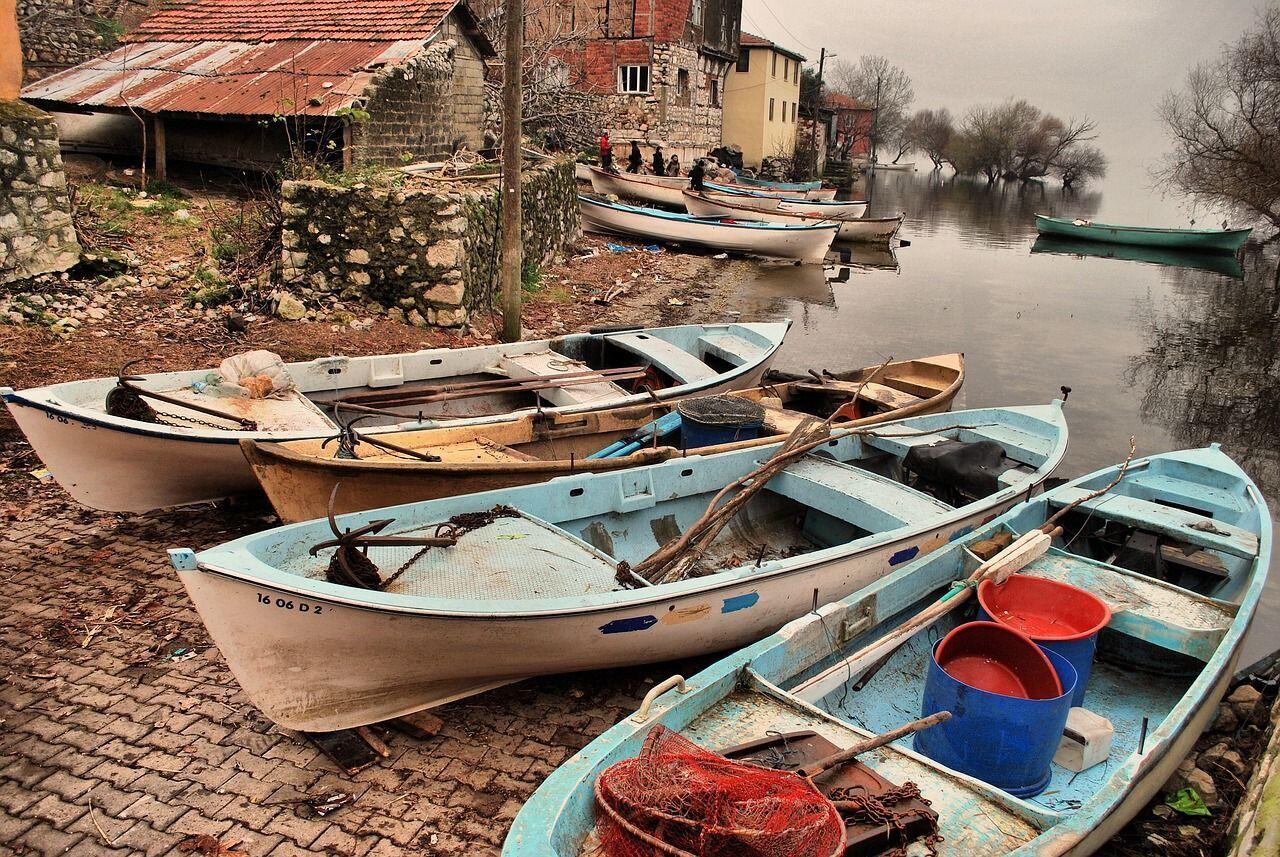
<box><xmin>1127</xmin><ymin>248</ymin><xmax>1280</xmax><ymax>498</ymax></box>
<box><xmin>1032</xmin><ymin>235</ymin><xmax>1245</xmax><ymax>279</ymax></box>
<box><xmin>826</xmin><ymin>242</ymin><xmax>900</xmax><ymax>273</ymax></box>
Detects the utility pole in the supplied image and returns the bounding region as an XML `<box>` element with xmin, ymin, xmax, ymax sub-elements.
<box><xmin>499</xmin><ymin>0</ymin><xmax>524</xmax><ymax>343</ymax></box>
<box><xmin>807</xmin><ymin>47</ymin><xmax>832</xmax><ymax>180</ymax></box>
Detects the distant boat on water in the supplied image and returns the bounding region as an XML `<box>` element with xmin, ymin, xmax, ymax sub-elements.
<box><xmin>1031</xmin><ymin>235</ymin><xmax>1245</xmax><ymax>279</ymax></box>
<box><xmin>1035</xmin><ymin>214</ymin><xmax>1251</xmax><ymax>254</ymax></box>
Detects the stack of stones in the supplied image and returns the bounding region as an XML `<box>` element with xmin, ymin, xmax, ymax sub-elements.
<box><xmin>0</xmin><ymin>100</ymin><xmax>80</xmax><ymax>285</ymax></box>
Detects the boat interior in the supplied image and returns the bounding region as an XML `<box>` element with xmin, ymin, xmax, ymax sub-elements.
<box><xmin>58</xmin><ymin>327</ymin><xmax>778</xmax><ymax>432</ymax></box>
<box><xmin>280</xmin><ymin>355</ymin><xmax>962</xmax><ymax>467</ymax></box>
<box><xmin>278</xmin><ymin>408</ymin><xmax>1060</xmax><ymax>601</ymax></box>
<box><xmin>657</xmin><ymin>450</ymin><xmax>1263</xmax><ymax>854</ymax></box>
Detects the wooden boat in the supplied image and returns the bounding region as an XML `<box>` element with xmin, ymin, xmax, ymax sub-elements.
<box><xmin>704</xmin><ymin>185</ymin><xmax>868</xmax><ymax>217</ymax></box>
<box><xmin>0</xmin><ymin>322</ymin><xmax>788</xmax><ymax>512</ymax></box>
<box><xmin>504</xmin><ymin>444</ymin><xmax>1269</xmax><ymax>857</ymax></box>
<box><xmin>733</xmin><ymin>173</ymin><xmax>824</xmax><ymax>192</ymax></box>
<box><xmin>573</xmin><ymin>162</ymin><xmax>595</xmax><ymax>182</ymax></box>
<box><xmin>704</xmin><ymin>180</ymin><xmax>840</xmax><ymax>202</ymax></box>
<box><xmin>684</xmin><ymin>191</ymin><xmax>902</xmax><ymax>243</ymax></box>
<box><xmin>870</xmin><ymin>160</ymin><xmax>916</xmax><ymax>171</ymax></box>
<box><xmin>1031</xmin><ymin>235</ymin><xmax>1245</xmax><ymax>278</ymax></box>
<box><xmin>244</xmin><ymin>353</ymin><xmax>965</xmax><ymax>522</ymax></box>
<box><xmin>1035</xmin><ymin>214</ymin><xmax>1252</xmax><ymax>254</ymax></box>
<box><xmin>588</xmin><ymin>167</ymin><xmax>690</xmax><ymax>207</ymax></box>
<box><xmin>170</xmin><ymin>402</ymin><xmax>1068</xmax><ymax>731</ymax></box>
<box><xmin>579</xmin><ymin>195</ymin><xmax>838</xmax><ymax>262</ymax></box>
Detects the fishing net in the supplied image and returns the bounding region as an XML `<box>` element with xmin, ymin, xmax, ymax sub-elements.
<box><xmin>594</xmin><ymin>726</ymin><xmax>844</xmax><ymax>857</ymax></box>
<box><xmin>676</xmin><ymin>395</ymin><xmax>766</xmax><ymax>426</ymax></box>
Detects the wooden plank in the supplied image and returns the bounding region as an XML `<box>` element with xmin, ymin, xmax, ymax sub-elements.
<box><xmin>698</xmin><ymin>334</ymin><xmax>765</xmax><ymax>367</ymax></box>
<box><xmin>769</xmin><ymin>456</ymin><xmax>953</xmax><ymax>532</ymax></box>
<box><xmin>153</xmin><ymin>116</ymin><xmax>166</xmax><ymax>180</ymax></box>
<box><xmin>1048</xmin><ymin>487</ymin><xmax>1259</xmax><ymax>559</ymax></box>
<box><xmin>858</xmin><ymin>382</ymin><xmax>924</xmax><ymax>409</ymax></box>
<box><xmin>606</xmin><ymin>332</ymin><xmax>718</xmax><ymax>383</ymax></box>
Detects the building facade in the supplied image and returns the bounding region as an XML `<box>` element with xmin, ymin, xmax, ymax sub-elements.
<box><xmin>824</xmin><ymin>91</ymin><xmax>875</xmax><ymax>162</ymax></box>
<box><xmin>720</xmin><ymin>32</ymin><xmax>803</xmax><ymax>171</ymax></box>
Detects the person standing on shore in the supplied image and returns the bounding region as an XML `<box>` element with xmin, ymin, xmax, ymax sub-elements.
<box><xmin>600</xmin><ymin>133</ymin><xmax>615</xmax><ymax>172</ymax></box>
<box><xmin>689</xmin><ymin>158</ymin><xmax>706</xmax><ymax>192</ymax></box>
<box><xmin>652</xmin><ymin>144</ymin><xmax>666</xmax><ymax>176</ymax></box>
<box><xmin>627</xmin><ymin>142</ymin><xmax>643</xmax><ymax>174</ymax></box>
<box><xmin>667</xmin><ymin>154</ymin><xmax>681</xmax><ymax>176</ymax></box>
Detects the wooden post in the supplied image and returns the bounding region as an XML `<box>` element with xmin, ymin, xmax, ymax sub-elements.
<box><xmin>1</xmin><ymin>0</ymin><xmax>22</xmax><ymax>100</ymax></box>
<box><xmin>498</xmin><ymin>0</ymin><xmax>523</xmax><ymax>343</ymax></box>
<box><xmin>152</xmin><ymin>116</ymin><xmax>167</xmax><ymax>181</ymax></box>
<box><xmin>342</xmin><ymin>123</ymin><xmax>353</xmax><ymax>171</ymax></box>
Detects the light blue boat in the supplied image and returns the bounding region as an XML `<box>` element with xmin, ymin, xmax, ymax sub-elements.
<box><xmin>1035</xmin><ymin>214</ymin><xmax>1252</xmax><ymax>254</ymax></box>
<box><xmin>733</xmin><ymin>173</ymin><xmax>824</xmax><ymax>192</ymax></box>
<box><xmin>504</xmin><ymin>444</ymin><xmax>1269</xmax><ymax>856</ymax></box>
<box><xmin>170</xmin><ymin>404</ymin><xmax>1066</xmax><ymax>732</ymax></box>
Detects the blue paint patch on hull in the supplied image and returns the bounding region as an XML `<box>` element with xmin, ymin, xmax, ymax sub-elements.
<box><xmin>721</xmin><ymin>593</ymin><xmax>759</xmax><ymax>613</ymax></box>
<box><xmin>948</xmin><ymin>525</ymin><xmax>974</xmax><ymax>542</ymax></box>
<box><xmin>599</xmin><ymin>615</ymin><xmax>658</xmax><ymax>634</ymax></box>
<box><xmin>890</xmin><ymin>546</ymin><xmax>920</xmax><ymax>566</ymax></box>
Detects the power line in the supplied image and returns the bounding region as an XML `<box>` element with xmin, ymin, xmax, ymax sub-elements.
<box><xmin>754</xmin><ymin>0</ymin><xmax>816</xmax><ymax>52</ymax></box>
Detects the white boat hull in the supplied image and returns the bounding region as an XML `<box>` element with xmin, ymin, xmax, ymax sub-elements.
<box><xmin>580</xmin><ymin>197</ymin><xmax>837</xmax><ymax>262</ymax></box>
<box><xmin>776</xmin><ymin>199</ymin><xmax>868</xmax><ymax>218</ymax></box>
<box><xmin>684</xmin><ymin>194</ymin><xmax>901</xmax><ymax>243</ymax></box>
<box><xmin>588</xmin><ymin>168</ymin><xmax>688</xmax><ymax>207</ymax></box>
<box><xmin>179</xmin><ymin>501</ymin><xmax>1023</xmax><ymax>732</ymax></box>
<box><xmin>871</xmin><ymin>161</ymin><xmax>915</xmax><ymax>171</ymax></box>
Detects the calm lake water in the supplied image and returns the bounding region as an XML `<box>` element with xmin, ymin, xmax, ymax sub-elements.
<box><xmin>732</xmin><ymin>168</ymin><xmax>1280</xmax><ymax>666</ymax></box>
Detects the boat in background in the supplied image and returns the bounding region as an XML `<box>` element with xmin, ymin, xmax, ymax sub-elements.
<box><xmin>244</xmin><ymin>353</ymin><xmax>964</xmax><ymax>521</ymax></box>
<box><xmin>1035</xmin><ymin>214</ymin><xmax>1252</xmax><ymax>254</ymax></box>
<box><xmin>704</xmin><ymin>185</ymin><xmax>868</xmax><ymax>217</ymax></box>
<box><xmin>1031</xmin><ymin>235</ymin><xmax>1245</xmax><ymax>278</ymax></box>
<box><xmin>171</xmin><ymin>402</ymin><xmax>1067</xmax><ymax>731</ymax></box>
<box><xmin>684</xmin><ymin>191</ymin><xmax>903</xmax><ymax>243</ymax></box>
<box><xmin>704</xmin><ymin>181</ymin><xmax>838</xmax><ymax>201</ymax></box>
<box><xmin>732</xmin><ymin>173</ymin><xmax>824</xmax><ymax>192</ymax></box>
<box><xmin>588</xmin><ymin>167</ymin><xmax>688</xmax><ymax>207</ymax></box>
<box><xmin>579</xmin><ymin>195</ymin><xmax>838</xmax><ymax>262</ymax></box>
<box><xmin>2</xmin><ymin>322</ymin><xmax>788</xmax><ymax>512</ymax></box>
<box><xmin>869</xmin><ymin>160</ymin><xmax>916</xmax><ymax>171</ymax></box>
<box><xmin>504</xmin><ymin>444</ymin><xmax>1268</xmax><ymax>857</ymax></box>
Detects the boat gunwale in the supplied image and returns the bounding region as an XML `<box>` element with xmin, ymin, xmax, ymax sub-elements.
<box><xmin>187</xmin><ymin>402</ymin><xmax>1068</xmax><ymax>619</ymax></box>
<box><xmin>579</xmin><ymin>194</ymin><xmax>841</xmax><ymax>233</ymax></box>
<box><xmin>703</xmin><ymin>182</ymin><xmax>869</xmax><ymax>206</ymax></box>
<box><xmin>684</xmin><ymin>190</ymin><xmax>902</xmax><ymax>227</ymax></box>
<box><xmin>1034</xmin><ymin>214</ymin><xmax>1253</xmax><ymax>238</ymax></box>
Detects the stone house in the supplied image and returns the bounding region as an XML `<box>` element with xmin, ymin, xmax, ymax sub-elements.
<box><xmin>536</xmin><ymin>0</ymin><xmax>742</xmax><ymax>164</ymax></box>
<box><xmin>18</xmin><ymin>0</ymin><xmax>496</xmax><ymax>173</ymax></box>
<box><xmin>824</xmin><ymin>91</ymin><xmax>875</xmax><ymax>162</ymax></box>
<box><xmin>721</xmin><ymin>32</ymin><xmax>804</xmax><ymax>171</ymax></box>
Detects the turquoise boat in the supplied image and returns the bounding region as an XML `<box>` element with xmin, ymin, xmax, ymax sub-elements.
<box><xmin>504</xmin><ymin>444</ymin><xmax>1269</xmax><ymax>856</ymax></box>
<box><xmin>1031</xmin><ymin>235</ymin><xmax>1245</xmax><ymax>279</ymax></box>
<box><xmin>170</xmin><ymin>404</ymin><xmax>1066</xmax><ymax>732</ymax></box>
<box><xmin>1035</xmin><ymin>214</ymin><xmax>1252</xmax><ymax>254</ymax></box>
<box><xmin>733</xmin><ymin>173</ymin><xmax>823</xmax><ymax>192</ymax></box>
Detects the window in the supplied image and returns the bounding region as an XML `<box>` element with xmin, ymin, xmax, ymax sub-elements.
<box><xmin>618</xmin><ymin>65</ymin><xmax>650</xmax><ymax>94</ymax></box>
<box><xmin>769</xmin><ymin>98</ymin><xmax>775</xmax><ymax>121</ymax></box>
<box><xmin>676</xmin><ymin>69</ymin><xmax>691</xmax><ymax>107</ymax></box>
<box><xmin>709</xmin><ymin>78</ymin><xmax>720</xmax><ymax>107</ymax></box>
<box><xmin>791</xmin><ymin>101</ymin><xmax>797</xmax><ymax>122</ymax></box>
<box><xmin>690</xmin><ymin>0</ymin><xmax>704</xmax><ymax>26</ymax></box>
<box><xmin>736</xmin><ymin>49</ymin><xmax>750</xmax><ymax>73</ymax></box>
<box><xmin>772</xmin><ymin>53</ymin><xmax>778</xmax><ymax>77</ymax></box>
<box><xmin>783</xmin><ymin>58</ymin><xmax>790</xmax><ymax>81</ymax></box>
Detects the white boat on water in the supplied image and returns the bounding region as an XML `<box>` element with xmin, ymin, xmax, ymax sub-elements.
<box><xmin>870</xmin><ymin>160</ymin><xmax>916</xmax><ymax>171</ymax></box>
<box><xmin>169</xmin><ymin>403</ymin><xmax>1068</xmax><ymax>731</ymax></box>
<box><xmin>579</xmin><ymin>195</ymin><xmax>838</xmax><ymax>262</ymax></box>
<box><xmin>588</xmin><ymin>167</ymin><xmax>690</xmax><ymax>207</ymax></box>
<box><xmin>684</xmin><ymin>191</ymin><xmax>904</xmax><ymax>243</ymax></box>
<box><xmin>704</xmin><ymin>185</ymin><xmax>869</xmax><ymax>218</ymax></box>
<box><xmin>1</xmin><ymin>323</ymin><xmax>789</xmax><ymax>512</ymax></box>
<box><xmin>704</xmin><ymin>180</ymin><xmax>838</xmax><ymax>201</ymax></box>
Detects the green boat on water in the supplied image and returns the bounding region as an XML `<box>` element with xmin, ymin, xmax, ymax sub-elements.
<box><xmin>1031</xmin><ymin>235</ymin><xmax>1245</xmax><ymax>279</ymax></box>
<box><xmin>1035</xmin><ymin>214</ymin><xmax>1252</xmax><ymax>254</ymax></box>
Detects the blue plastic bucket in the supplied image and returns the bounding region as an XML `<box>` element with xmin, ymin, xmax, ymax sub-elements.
<box><xmin>914</xmin><ymin>637</ymin><xmax>1077</xmax><ymax>797</ymax></box>
<box><xmin>978</xmin><ymin>575</ymin><xmax>1111</xmax><ymax>707</ymax></box>
<box><xmin>676</xmin><ymin>397</ymin><xmax>764</xmax><ymax>450</ymax></box>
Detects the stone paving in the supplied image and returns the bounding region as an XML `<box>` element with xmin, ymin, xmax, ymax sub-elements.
<box><xmin>0</xmin><ymin>488</ymin><xmax>695</xmax><ymax>856</ymax></box>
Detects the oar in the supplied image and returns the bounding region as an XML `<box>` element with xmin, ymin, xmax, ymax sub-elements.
<box><xmin>589</xmin><ymin>411</ymin><xmax>683</xmax><ymax>459</ymax></box>
<box><xmin>796</xmin><ymin>711</ymin><xmax>952</xmax><ymax>779</ymax></box>
<box><xmin>335</xmin><ymin>365</ymin><xmax>649</xmax><ymax>405</ymax></box>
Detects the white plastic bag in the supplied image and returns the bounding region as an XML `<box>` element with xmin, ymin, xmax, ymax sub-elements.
<box><xmin>216</xmin><ymin>350</ymin><xmax>296</xmax><ymax>399</ymax></box>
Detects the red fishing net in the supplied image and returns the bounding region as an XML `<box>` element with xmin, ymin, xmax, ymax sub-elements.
<box><xmin>594</xmin><ymin>726</ymin><xmax>845</xmax><ymax>857</ymax></box>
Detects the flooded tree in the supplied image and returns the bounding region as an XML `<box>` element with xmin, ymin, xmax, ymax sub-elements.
<box><xmin>1157</xmin><ymin>5</ymin><xmax>1280</xmax><ymax>231</ymax></box>
<box><xmin>1056</xmin><ymin>145</ymin><xmax>1107</xmax><ymax>188</ymax></box>
<box><xmin>947</xmin><ymin>99</ymin><xmax>1103</xmax><ymax>185</ymax></box>
<box><xmin>831</xmin><ymin>55</ymin><xmax>914</xmax><ymax>164</ymax></box>
<box><xmin>904</xmin><ymin>108</ymin><xmax>954</xmax><ymax>170</ymax></box>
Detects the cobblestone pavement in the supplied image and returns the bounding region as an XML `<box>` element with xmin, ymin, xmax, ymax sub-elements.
<box><xmin>0</xmin><ymin>485</ymin><xmax>698</xmax><ymax>856</ymax></box>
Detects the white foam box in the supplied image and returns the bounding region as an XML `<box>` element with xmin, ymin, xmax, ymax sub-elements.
<box><xmin>1055</xmin><ymin>707</ymin><xmax>1114</xmax><ymax>772</ymax></box>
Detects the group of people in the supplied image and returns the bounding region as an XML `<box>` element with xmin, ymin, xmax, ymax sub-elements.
<box><xmin>598</xmin><ymin>132</ymin><xmax>709</xmax><ymax>191</ymax></box>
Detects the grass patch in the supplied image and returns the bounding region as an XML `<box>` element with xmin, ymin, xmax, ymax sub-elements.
<box><xmin>184</xmin><ymin>269</ymin><xmax>231</xmax><ymax>307</ymax></box>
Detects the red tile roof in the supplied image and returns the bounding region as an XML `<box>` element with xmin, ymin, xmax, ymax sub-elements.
<box><xmin>738</xmin><ymin>31</ymin><xmax>805</xmax><ymax>62</ymax></box>
<box><xmin>129</xmin><ymin>0</ymin><xmax>462</xmax><ymax>42</ymax></box>
<box><xmin>824</xmin><ymin>92</ymin><xmax>873</xmax><ymax>112</ymax></box>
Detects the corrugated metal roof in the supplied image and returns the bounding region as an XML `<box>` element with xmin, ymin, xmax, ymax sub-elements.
<box><xmin>129</xmin><ymin>0</ymin><xmax>460</xmax><ymax>43</ymax></box>
<box><xmin>20</xmin><ymin>39</ymin><xmax>428</xmax><ymax>117</ymax></box>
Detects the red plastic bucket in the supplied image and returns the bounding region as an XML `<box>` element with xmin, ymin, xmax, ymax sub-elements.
<box><xmin>933</xmin><ymin>621</ymin><xmax>1062</xmax><ymax>700</ymax></box>
<box><xmin>978</xmin><ymin>575</ymin><xmax>1111</xmax><ymax>706</ymax></box>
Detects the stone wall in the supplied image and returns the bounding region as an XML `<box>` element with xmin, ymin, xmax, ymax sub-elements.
<box><xmin>0</xmin><ymin>100</ymin><xmax>80</xmax><ymax>285</ymax></box>
<box><xmin>17</xmin><ymin>0</ymin><xmax>134</xmax><ymax>81</ymax></box>
<box><xmin>279</xmin><ymin>158</ymin><xmax>579</xmax><ymax>328</ymax></box>
<box><xmin>350</xmin><ymin>14</ymin><xmax>490</xmax><ymax>167</ymax></box>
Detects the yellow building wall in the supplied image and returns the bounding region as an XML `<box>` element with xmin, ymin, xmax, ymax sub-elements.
<box><xmin>721</xmin><ymin>46</ymin><xmax>802</xmax><ymax>169</ymax></box>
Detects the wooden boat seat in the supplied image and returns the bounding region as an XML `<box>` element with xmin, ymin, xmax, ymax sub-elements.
<box><xmin>1020</xmin><ymin>549</ymin><xmax>1236</xmax><ymax>660</ymax></box>
<box><xmin>402</xmin><ymin>438</ymin><xmax>536</xmax><ymax>465</ymax></box>
<box><xmin>364</xmin><ymin>512</ymin><xmax>621</xmax><ymax>600</ymax></box>
<box><xmin>795</xmin><ymin>380</ymin><xmax>924</xmax><ymax>410</ymax></box>
<box><xmin>494</xmin><ymin>350</ymin><xmax>628</xmax><ymax>408</ymax></box>
<box><xmin>861</xmin><ymin>428</ymin><xmax>952</xmax><ymax>457</ymax></box>
<box><xmin>155</xmin><ymin>386</ymin><xmax>336</xmax><ymax>432</ymax></box>
<box><xmin>768</xmin><ymin>455</ymin><xmax>953</xmax><ymax>533</ymax></box>
<box><xmin>760</xmin><ymin>406</ymin><xmax>815</xmax><ymax>436</ymax></box>
<box><xmin>957</xmin><ymin>424</ymin><xmax>1055</xmax><ymax>466</ymax></box>
<box><xmin>1122</xmin><ymin>472</ymin><xmax>1244</xmax><ymax>520</ymax></box>
<box><xmin>1047</xmin><ymin>487</ymin><xmax>1259</xmax><ymax>559</ymax></box>
<box><xmin>605</xmin><ymin>332</ymin><xmax>718</xmax><ymax>383</ymax></box>
<box><xmin>698</xmin><ymin>334</ymin><xmax>765</xmax><ymax>368</ymax></box>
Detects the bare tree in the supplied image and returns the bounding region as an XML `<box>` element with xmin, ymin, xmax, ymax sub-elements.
<box><xmin>948</xmin><ymin>99</ymin><xmax>1103</xmax><ymax>184</ymax></box>
<box><xmin>1157</xmin><ymin>4</ymin><xmax>1280</xmax><ymax>230</ymax></box>
<box><xmin>1057</xmin><ymin>145</ymin><xmax>1107</xmax><ymax>188</ymax></box>
<box><xmin>904</xmin><ymin>108</ymin><xmax>953</xmax><ymax>169</ymax></box>
<box><xmin>831</xmin><ymin>55</ymin><xmax>913</xmax><ymax>163</ymax></box>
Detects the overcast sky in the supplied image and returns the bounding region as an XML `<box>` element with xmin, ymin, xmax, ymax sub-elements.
<box><xmin>740</xmin><ymin>1</ymin><xmax>1259</xmax><ymax>216</ymax></box>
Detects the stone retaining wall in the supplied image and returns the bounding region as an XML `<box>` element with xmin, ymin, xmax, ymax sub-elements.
<box><xmin>279</xmin><ymin>157</ymin><xmax>579</xmax><ymax>327</ymax></box>
<box><xmin>0</xmin><ymin>100</ymin><xmax>80</xmax><ymax>285</ymax></box>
